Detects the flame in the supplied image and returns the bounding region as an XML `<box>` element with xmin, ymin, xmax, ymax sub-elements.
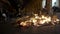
<box><xmin>19</xmin><ymin>14</ymin><xmax>60</xmax><ymax>27</ymax></box>
<box><xmin>20</xmin><ymin>22</ymin><xmax>27</xmax><ymax>26</ymax></box>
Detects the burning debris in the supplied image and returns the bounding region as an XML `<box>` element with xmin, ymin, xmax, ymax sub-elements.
<box><xmin>16</xmin><ymin>14</ymin><xmax>60</xmax><ymax>27</ymax></box>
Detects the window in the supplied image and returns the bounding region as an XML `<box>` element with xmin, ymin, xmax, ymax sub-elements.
<box><xmin>42</xmin><ymin>0</ymin><xmax>46</xmax><ymax>8</ymax></box>
<box><xmin>52</xmin><ymin>0</ymin><xmax>59</xmax><ymax>7</ymax></box>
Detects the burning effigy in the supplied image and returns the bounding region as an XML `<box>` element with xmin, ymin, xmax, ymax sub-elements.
<box><xmin>16</xmin><ymin>14</ymin><xmax>60</xmax><ymax>27</ymax></box>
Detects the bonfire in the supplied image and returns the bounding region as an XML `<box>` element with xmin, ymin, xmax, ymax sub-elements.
<box><xmin>16</xmin><ymin>14</ymin><xmax>60</xmax><ymax>27</ymax></box>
